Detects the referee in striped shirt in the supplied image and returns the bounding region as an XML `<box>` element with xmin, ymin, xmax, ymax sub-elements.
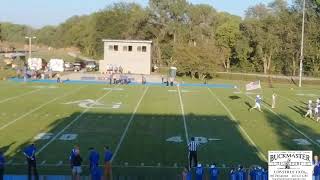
<box><xmin>188</xmin><ymin>137</ymin><xmax>200</xmax><ymax>169</ymax></box>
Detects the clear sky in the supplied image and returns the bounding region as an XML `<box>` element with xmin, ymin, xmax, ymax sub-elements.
<box><xmin>0</xmin><ymin>0</ymin><xmax>275</xmax><ymax>28</ymax></box>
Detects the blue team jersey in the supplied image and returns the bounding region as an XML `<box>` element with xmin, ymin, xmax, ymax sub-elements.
<box><xmin>0</xmin><ymin>154</ymin><xmax>5</xmax><ymax>168</ymax></box>
<box><xmin>69</xmin><ymin>148</ymin><xmax>77</xmax><ymax>161</ymax></box>
<box><xmin>262</xmin><ymin>170</ymin><xmax>268</xmax><ymax>180</ymax></box>
<box><xmin>196</xmin><ymin>167</ymin><xmax>204</xmax><ymax>180</ymax></box>
<box><xmin>104</xmin><ymin>150</ymin><xmax>113</xmax><ymax>162</ymax></box>
<box><xmin>24</xmin><ymin>145</ymin><xmax>36</xmax><ymax>158</ymax></box>
<box><xmin>314</xmin><ymin>163</ymin><xmax>320</xmax><ymax>176</ymax></box>
<box><xmin>255</xmin><ymin>169</ymin><xmax>263</xmax><ymax>180</ymax></box>
<box><xmin>230</xmin><ymin>171</ymin><xmax>237</xmax><ymax>180</ymax></box>
<box><xmin>89</xmin><ymin>150</ymin><xmax>100</xmax><ymax>167</ymax></box>
<box><xmin>237</xmin><ymin>169</ymin><xmax>247</xmax><ymax>180</ymax></box>
<box><xmin>250</xmin><ymin>169</ymin><xmax>257</xmax><ymax>180</ymax></box>
<box><xmin>186</xmin><ymin>172</ymin><xmax>192</xmax><ymax>180</ymax></box>
<box><xmin>91</xmin><ymin>167</ymin><xmax>102</xmax><ymax>180</ymax></box>
<box><xmin>210</xmin><ymin>167</ymin><xmax>219</xmax><ymax>180</ymax></box>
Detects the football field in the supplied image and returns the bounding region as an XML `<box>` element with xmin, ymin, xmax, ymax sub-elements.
<box><xmin>0</xmin><ymin>80</ymin><xmax>320</xmax><ymax>178</ymax></box>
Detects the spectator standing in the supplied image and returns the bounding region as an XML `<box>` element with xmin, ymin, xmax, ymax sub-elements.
<box><xmin>209</xmin><ymin>164</ymin><xmax>219</xmax><ymax>180</ymax></box>
<box><xmin>188</xmin><ymin>137</ymin><xmax>200</xmax><ymax>169</ymax></box>
<box><xmin>71</xmin><ymin>149</ymin><xmax>82</xmax><ymax>180</ymax></box>
<box><xmin>0</xmin><ymin>151</ymin><xmax>4</xmax><ymax>180</ymax></box>
<box><xmin>195</xmin><ymin>164</ymin><xmax>203</xmax><ymax>180</ymax></box>
<box><xmin>23</xmin><ymin>144</ymin><xmax>38</xmax><ymax>180</ymax></box>
<box><xmin>104</xmin><ymin>146</ymin><xmax>113</xmax><ymax>180</ymax></box>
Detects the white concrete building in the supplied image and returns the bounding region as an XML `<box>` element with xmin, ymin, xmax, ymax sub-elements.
<box><xmin>100</xmin><ymin>39</ymin><xmax>152</xmax><ymax>74</ymax></box>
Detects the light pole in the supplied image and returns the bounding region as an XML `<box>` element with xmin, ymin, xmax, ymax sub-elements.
<box><xmin>298</xmin><ymin>0</ymin><xmax>306</xmax><ymax>87</ymax></box>
<box><xmin>25</xmin><ymin>36</ymin><xmax>36</xmax><ymax>59</ymax></box>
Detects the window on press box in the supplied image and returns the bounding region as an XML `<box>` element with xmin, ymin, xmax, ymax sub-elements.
<box><xmin>114</xmin><ymin>45</ymin><xmax>118</xmax><ymax>51</ymax></box>
<box><xmin>128</xmin><ymin>46</ymin><xmax>133</xmax><ymax>52</ymax></box>
<box><xmin>142</xmin><ymin>46</ymin><xmax>147</xmax><ymax>52</ymax></box>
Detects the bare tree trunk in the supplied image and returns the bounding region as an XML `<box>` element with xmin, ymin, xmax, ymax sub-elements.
<box><xmin>267</xmin><ymin>54</ymin><xmax>272</xmax><ymax>73</ymax></box>
<box><xmin>292</xmin><ymin>56</ymin><xmax>296</xmax><ymax>76</ymax></box>
<box><xmin>263</xmin><ymin>55</ymin><xmax>268</xmax><ymax>74</ymax></box>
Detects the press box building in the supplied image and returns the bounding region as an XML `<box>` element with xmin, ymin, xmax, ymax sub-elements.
<box><xmin>100</xmin><ymin>39</ymin><xmax>152</xmax><ymax>74</ymax></box>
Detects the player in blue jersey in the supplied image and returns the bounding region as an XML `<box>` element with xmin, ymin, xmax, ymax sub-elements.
<box><xmin>230</xmin><ymin>168</ymin><xmax>237</xmax><ymax>180</ymax></box>
<box><xmin>88</xmin><ymin>147</ymin><xmax>100</xmax><ymax>171</ymax></box>
<box><xmin>236</xmin><ymin>165</ymin><xmax>247</xmax><ymax>180</ymax></box>
<box><xmin>262</xmin><ymin>168</ymin><xmax>268</xmax><ymax>180</ymax></box>
<box><xmin>195</xmin><ymin>164</ymin><xmax>204</xmax><ymax>180</ymax></box>
<box><xmin>250</xmin><ymin>95</ymin><xmax>263</xmax><ymax>112</ymax></box>
<box><xmin>182</xmin><ymin>166</ymin><xmax>192</xmax><ymax>180</ymax></box>
<box><xmin>69</xmin><ymin>145</ymin><xmax>79</xmax><ymax>168</ymax></box>
<box><xmin>91</xmin><ymin>165</ymin><xmax>102</xmax><ymax>180</ymax></box>
<box><xmin>0</xmin><ymin>151</ymin><xmax>4</xmax><ymax>180</ymax></box>
<box><xmin>23</xmin><ymin>144</ymin><xmax>39</xmax><ymax>180</ymax></box>
<box><xmin>313</xmin><ymin>155</ymin><xmax>320</xmax><ymax>180</ymax></box>
<box><xmin>210</xmin><ymin>164</ymin><xmax>219</xmax><ymax>180</ymax></box>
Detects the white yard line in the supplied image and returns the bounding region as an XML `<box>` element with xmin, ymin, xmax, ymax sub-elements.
<box><xmin>0</xmin><ymin>86</ymin><xmax>87</xmax><ymax>130</ymax></box>
<box><xmin>37</xmin><ymin>86</ymin><xmax>118</xmax><ymax>155</ymax></box>
<box><xmin>0</xmin><ymin>89</ymin><xmax>41</xmax><ymax>104</ymax></box>
<box><xmin>177</xmin><ymin>85</ymin><xmax>189</xmax><ymax>144</ymax></box>
<box><xmin>111</xmin><ymin>86</ymin><xmax>149</xmax><ymax>162</ymax></box>
<box><xmin>245</xmin><ymin>94</ymin><xmax>320</xmax><ymax>148</ymax></box>
<box><xmin>208</xmin><ymin>88</ymin><xmax>267</xmax><ymax>162</ymax></box>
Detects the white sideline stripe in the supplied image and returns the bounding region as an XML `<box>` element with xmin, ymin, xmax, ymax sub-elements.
<box><xmin>208</xmin><ymin>88</ymin><xmax>267</xmax><ymax>162</ymax></box>
<box><xmin>36</xmin><ymin>86</ymin><xmax>117</xmax><ymax>155</ymax></box>
<box><xmin>111</xmin><ymin>87</ymin><xmax>149</xmax><ymax>162</ymax></box>
<box><xmin>245</xmin><ymin>94</ymin><xmax>320</xmax><ymax>149</ymax></box>
<box><xmin>0</xmin><ymin>89</ymin><xmax>41</xmax><ymax>104</ymax></box>
<box><xmin>0</xmin><ymin>86</ymin><xmax>87</xmax><ymax>130</ymax></box>
<box><xmin>177</xmin><ymin>86</ymin><xmax>189</xmax><ymax>144</ymax></box>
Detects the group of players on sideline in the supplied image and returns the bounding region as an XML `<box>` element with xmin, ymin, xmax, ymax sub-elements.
<box><xmin>0</xmin><ymin>144</ymin><xmax>113</xmax><ymax>180</ymax></box>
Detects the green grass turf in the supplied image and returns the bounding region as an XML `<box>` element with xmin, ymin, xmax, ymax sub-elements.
<box><xmin>0</xmin><ymin>80</ymin><xmax>319</xmax><ymax>179</ymax></box>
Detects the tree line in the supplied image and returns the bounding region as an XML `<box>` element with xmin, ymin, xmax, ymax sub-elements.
<box><xmin>0</xmin><ymin>0</ymin><xmax>320</xmax><ymax>78</ymax></box>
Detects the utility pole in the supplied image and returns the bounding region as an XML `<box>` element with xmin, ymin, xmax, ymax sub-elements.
<box><xmin>298</xmin><ymin>0</ymin><xmax>306</xmax><ymax>87</ymax></box>
<box><xmin>25</xmin><ymin>36</ymin><xmax>36</xmax><ymax>59</ymax></box>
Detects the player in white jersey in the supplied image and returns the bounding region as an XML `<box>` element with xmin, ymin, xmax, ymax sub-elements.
<box><xmin>250</xmin><ymin>95</ymin><xmax>262</xmax><ymax>112</ymax></box>
<box><xmin>315</xmin><ymin>98</ymin><xmax>320</xmax><ymax>118</ymax></box>
<box><xmin>304</xmin><ymin>100</ymin><xmax>313</xmax><ymax>118</ymax></box>
<box><xmin>316</xmin><ymin>99</ymin><xmax>320</xmax><ymax>122</ymax></box>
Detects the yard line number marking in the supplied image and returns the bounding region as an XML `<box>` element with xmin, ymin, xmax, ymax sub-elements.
<box><xmin>36</xmin><ymin>86</ymin><xmax>117</xmax><ymax>155</ymax></box>
<box><xmin>208</xmin><ymin>88</ymin><xmax>268</xmax><ymax>162</ymax></box>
